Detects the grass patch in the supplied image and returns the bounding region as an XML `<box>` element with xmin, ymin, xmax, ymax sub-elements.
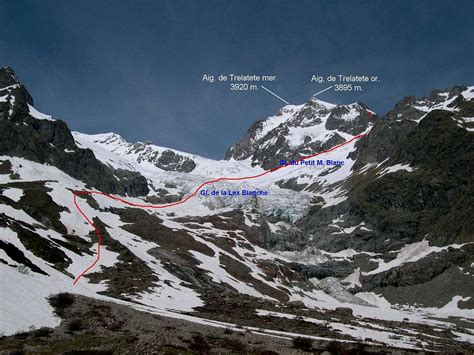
<box><xmin>48</xmin><ymin>293</ymin><xmax>74</xmax><ymax>317</ymax></box>
<box><xmin>292</xmin><ymin>336</ymin><xmax>313</xmax><ymax>351</ymax></box>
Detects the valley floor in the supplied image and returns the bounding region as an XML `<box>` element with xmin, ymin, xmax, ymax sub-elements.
<box><xmin>0</xmin><ymin>293</ymin><xmax>472</xmax><ymax>354</ymax></box>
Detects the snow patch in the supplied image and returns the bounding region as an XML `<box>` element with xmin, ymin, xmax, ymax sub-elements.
<box><xmin>366</xmin><ymin>240</ymin><xmax>467</xmax><ymax>275</ymax></box>
<box><xmin>28</xmin><ymin>104</ymin><xmax>54</xmax><ymax>121</ymax></box>
<box><xmin>1</xmin><ymin>187</ymin><xmax>24</xmax><ymax>202</ymax></box>
<box><xmin>378</xmin><ymin>163</ymin><xmax>415</xmax><ymax>177</ymax></box>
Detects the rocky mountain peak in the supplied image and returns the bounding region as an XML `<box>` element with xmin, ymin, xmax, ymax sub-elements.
<box><xmin>93</xmin><ymin>132</ymin><xmax>129</xmax><ymax>147</ymax></box>
<box><xmin>0</xmin><ymin>65</ymin><xmax>21</xmax><ymax>87</ymax></box>
<box><xmin>0</xmin><ymin>66</ymin><xmax>34</xmax><ymax>107</ymax></box>
<box><xmin>448</xmin><ymin>84</ymin><xmax>468</xmax><ymax>99</ymax></box>
<box><xmin>225</xmin><ymin>96</ymin><xmax>374</xmax><ymax>169</ymax></box>
<box><xmin>306</xmin><ymin>97</ymin><xmax>336</xmax><ymax>111</ymax></box>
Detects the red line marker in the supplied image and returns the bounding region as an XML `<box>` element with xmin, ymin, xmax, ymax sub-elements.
<box><xmin>72</xmin><ymin>123</ymin><xmax>375</xmax><ymax>285</ymax></box>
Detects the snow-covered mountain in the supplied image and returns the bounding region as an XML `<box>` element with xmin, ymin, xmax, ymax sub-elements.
<box><xmin>1</xmin><ymin>66</ymin><xmax>473</xmax><ymax>352</ymax></box>
<box><xmin>74</xmin><ymin>132</ymin><xmax>200</xmax><ymax>173</ymax></box>
<box><xmin>225</xmin><ymin>98</ymin><xmax>374</xmax><ymax>169</ymax></box>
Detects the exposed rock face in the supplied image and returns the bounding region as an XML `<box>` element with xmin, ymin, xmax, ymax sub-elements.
<box><xmin>285</xmin><ymin>86</ymin><xmax>474</xmax><ymax>254</ymax></box>
<box><xmin>289</xmin><ymin>260</ymin><xmax>354</xmax><ymax>279</ymax></box>
<box><xmin>0</xmin><ymin>66</ymin><xmax>149</xmax><ymax>196</ymax></box>
<box><xmin>155</xmin><ymin>149</ymin><xmax>196</xmax><ymax>172</ymax></box>
<box><xmin>361</xmin><ymin>245</ymin><xmax>474</xmax><ymax>308</ymax></box>
<box><xmin>351</xmin><ymin>85</ymin><xmax>473</xmax><ymax>167</ymax></box>
<box><xmin>260</xmin><ymin>85</ymin><xmax>474</xmax><ymax>308</ymax></box>
<box><xmin>225</xmin><ymin>98</ymin><xmax>374</xmax><ymax>170</ymax></box>
<box><xmin>131</xmin><ymin>144</ymin><xmax>196</xmax><ymax>172</ymax></box>
<box><xmin>325</xmin><ymin>102</ymin><xmax>371</xmax><ymax>135</ymax></box>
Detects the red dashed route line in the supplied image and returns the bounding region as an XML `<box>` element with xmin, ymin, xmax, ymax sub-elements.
<box><xmin>72</xmin><ymin>119</ymin><xmax>375</xmax><ymax>285</ymax></box>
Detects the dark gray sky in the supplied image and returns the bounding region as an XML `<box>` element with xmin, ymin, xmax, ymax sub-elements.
<box><xmin>1</xmin><ymin>0</ymin><xmax>473</xmax><ymax>158</ymax></box>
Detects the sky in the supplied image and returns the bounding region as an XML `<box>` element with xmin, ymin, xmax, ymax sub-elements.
<box><xmin>1</xmin><ymin>0</ymin><xmax>473</xmax><ymax>159</ymax></box>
